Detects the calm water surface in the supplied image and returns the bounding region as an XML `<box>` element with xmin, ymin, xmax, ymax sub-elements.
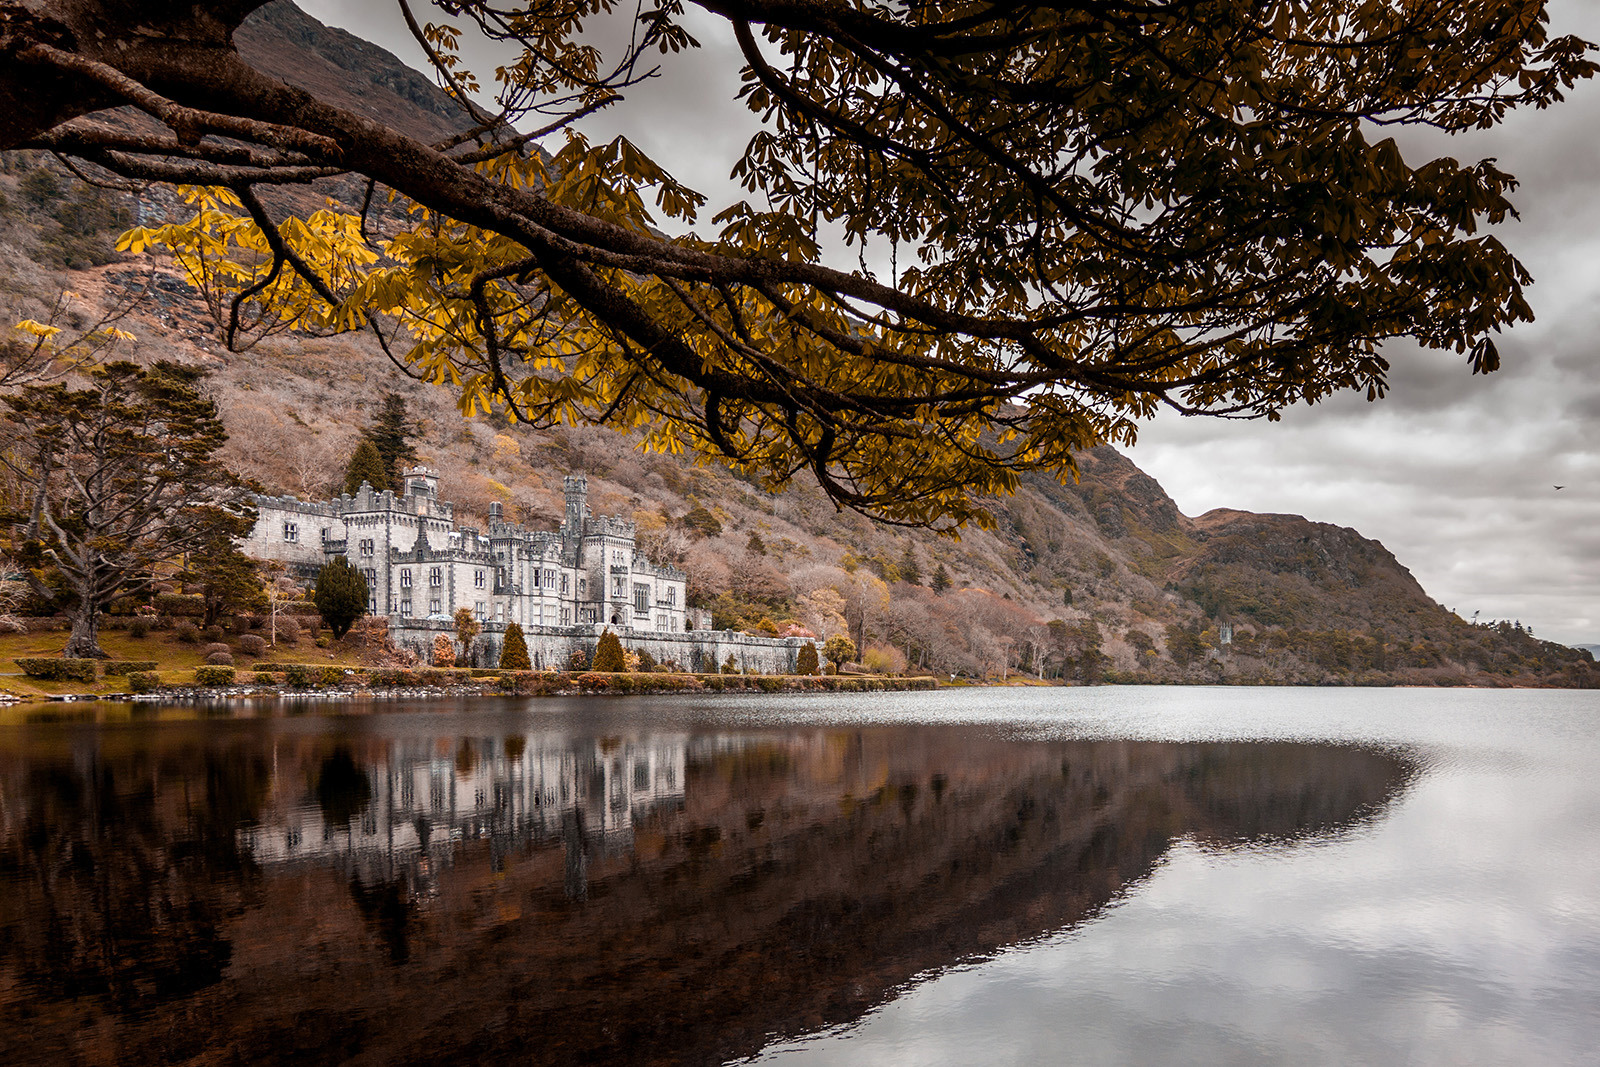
<box><xmin>1</xmin><ymin>687</ymin><xmax>1596</xmax><ymax>1065</ymax></box>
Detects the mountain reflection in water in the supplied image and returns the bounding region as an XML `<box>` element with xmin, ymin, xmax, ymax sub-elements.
<box><xmin>0</xmin><ymin>710</ymin><xmax>1412</xmax><ymax>1066</ymax></box>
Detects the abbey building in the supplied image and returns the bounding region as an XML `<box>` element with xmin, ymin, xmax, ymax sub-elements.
<box><xmin>245</xmin><ymin>469</ymin><xmax>690</xmax><ymax>634</ymax></box>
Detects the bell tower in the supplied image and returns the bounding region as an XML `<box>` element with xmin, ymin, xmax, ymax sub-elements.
<box><xmin>563</xmin><ymin>474</ymin><xmax>589</xmax><ymax>535</ymax></box>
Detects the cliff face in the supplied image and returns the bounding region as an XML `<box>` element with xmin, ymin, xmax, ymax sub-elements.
<box><xmin>0</xmin><ymin>3</ymin><xmax>1591</xmax><ymax>685</ymax></box>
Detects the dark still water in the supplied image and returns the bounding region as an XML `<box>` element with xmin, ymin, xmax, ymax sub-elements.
<box><xmin>1</xmin><ymin>689</ymin><xmax>1596</xmax><ymax>1066</ymax></box>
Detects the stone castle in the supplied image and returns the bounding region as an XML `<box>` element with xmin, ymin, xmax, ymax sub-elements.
<box><xmin>244</xmin><ymin>468</ymin><xmax>807</xmax><ymax>672</ymax></box>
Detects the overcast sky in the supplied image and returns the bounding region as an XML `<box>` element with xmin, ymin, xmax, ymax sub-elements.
<box><xmin>302</xmin><ymin>0</ymin><xmax>1600</xmax><ymax>645</ymax></box>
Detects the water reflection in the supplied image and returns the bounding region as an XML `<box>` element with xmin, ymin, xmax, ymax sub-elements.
<box><xmin>0</xmin><ymin>705</ymin><xmax>1412</xmax><ymax>1065</ymax></box>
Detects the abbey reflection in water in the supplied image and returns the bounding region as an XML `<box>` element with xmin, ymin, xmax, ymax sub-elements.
<box><xmin>0</xmin><ymin>713</ymin><xmax>1414</xmax><ymax>1067</ymax></box>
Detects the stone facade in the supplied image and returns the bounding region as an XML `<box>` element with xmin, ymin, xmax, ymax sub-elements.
<box><xmin>245</xmin><ymin>468</ymin><xmax>811</xmax><ymax>672</ymax></box>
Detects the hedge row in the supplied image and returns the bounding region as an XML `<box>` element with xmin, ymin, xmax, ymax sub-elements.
<box><xmin>494</xmin><ymin>671</ymin><xmax>938</xmax><ymax>695</ymax></box>
<box><xmin>13</xmin><ymin>658</ymin><xmax>97</xmax><ymax>682</ymax></box>
<box><xmin>195</xmin><ymin>665</ymin><xmax>236</xmax><ymax>685</ymax></box>
<box><xmin>103</xmin><ymin>660</ymin><xmax>158</xmax><ymax>675</ymax></box>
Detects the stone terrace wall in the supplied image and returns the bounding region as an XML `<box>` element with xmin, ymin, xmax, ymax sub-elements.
<box><xmin>390</xmin><ymin>619</ymin><xmax>810</xmax><ymax>674</ymax></box>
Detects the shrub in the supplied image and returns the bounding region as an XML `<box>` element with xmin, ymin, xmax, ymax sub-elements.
<box><xmin>313</xmin><ymin>557</ymin><xmax>369</xmax><ymax>638</ymax></box>
<box><xmin>201</xmin><ymin>626</ymin><xmax>225</xmax><ymax>643</ymax></box>
<box><xmin>636</xmin><ymin>649</ymin><xmax>657</xmax><ymax>671</ymax></box>
<box><xmin>128</xmin><ymin>617</ymin><xmax>150</xmax><ymax>639</ymax></box>
<box><xmin>206</xmin><ymin>651</ymin><xmax>235</xmax><ymax>666</ymax></box>
<box><xmin>153</xmin><ymin>592</ymin><xmax>205</xmax><ymax>617</ymax></box>
<box><xmin>174</xmin><ymin>622</ymin><xmax>201</xmax><ymax>644</ymax></box>
<box><xmin>315</xmin><ymin>635</ymin><xmax>331</xmax><ymax>649</ymax></box>
<box><xmin>499</xmin><ymin>622</ymin><xmax>531</xmax><ymax>671</ymax></box>
<box><xmin>277</xmin><ymin>626</ymin><xmax>299</xmax><ymax>646</ymax></box>
<box><xmin>569</xmin><ymin>647</ymin><xmax>589</xmax><ymax>671</ymax></box>
<box><xmin>253</xmin><ymin>670</ymin><xmax>275</xmax><ymax>684</ymax></box>
<box><xmin>796</xmin><ymin>643</ymin><xmax>820</xmax><ymax>675</ymax></box>
<box><xmin>721</xmin><ymin>654</ymin><xmax>737</xmax><ymax>675</ymax></box>
<box><xmin>14</xmin><ymin>657</ymin><xmax>97</xmax><ymax>682</ymax></box>
<box><xmin>204</xmin><ymin>642</ymin><xmax>232</xmax><ymax>657</ymax></box>
<box><xmin>369</xmin><ymin>668</ymin><xmax>418</xmax><ymax>688</ymax></box>
<box><xmin>195</xmin><ymin>665</ymin><xmax>235</xmax><ymax>686</ymax></box>
<box><xmin>246</xmin><ymin>615</ymin><xmax>266</xmax><ymax>630</ymax></box>
<box><xmin>103</xmin><ymin>660</ymin><xmax>157</xmax><ymax>676</ymax></box>
<box><xmin>238</xmin><ymin>633</ymin><xmax>267</xmax><ymax>656</ymax></box>
<box><xmin>283</xmin><ymin>664</ymin><xmax>312</xmax><ymax>688</ymax></box>
<box><xmin>592</xmin><ymin>630</ymin><xmax>625</xmax><ymax>672</ymax></box>
<box><xmin>127</xmin><ymin>671</ymin><xmax>161</xmax><ymax>693</ymax></box>
<box><xmin>318</xmin><ymin>666</ymin><xmax>346</xmax><ymax>686</ymax></box>
<box><xmin>432</xmin><ymin>633</ymin><xmax>456</xmax><ymax>667</ymax></box>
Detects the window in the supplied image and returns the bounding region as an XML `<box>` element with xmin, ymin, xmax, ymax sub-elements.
<box><xmin>612</xmin><ymin>575</ymin><xmax>625</xmax><ymax>597</ymax></box>
<box><xmin>656</xmin><ymin>614</ymin><xmax>669</xmax><ymax>631</ymax></box>
<box><xmin>667</xmin><ymin>587</ymin><xmax>676</xmax><ymax>606</ymax></box>
<box><xmin>282</xmin><ymin>522</ymin><xmax>298</xmax><ymax>542</ymax></box>
<box><xmin>474</xmin><ymin>601</ymin><xmax>486</xmax><ymax>620</ymax></box>
<box><xmin>560</xmin><ymin>607</ymin><xmax>571</xmax><ymax>625</ymax></box>
<box><xmin>560</xmin><ymin>573</ymin><xmax>569</xmax><ymax>594</ymax></box>
<box><xmin>634</xmin><ymin>584</ymin><xmax>649</xmax><ymax>614</ymax></box>
<box><xmin>428</xmin><ymin>598</ymin><xmax>441</xmax><ymax>615</ymax></box>
<box><xmin>474</xmin><ymin>569</ymin><xmax>485</xmax><ymax>589</ymax></box>
<box><xmin>581</xmin><ymin>607</ymin><xmax>597</xmax><ymax>624</ymax></box>
<box><xmin>400</xmin><ymin>599</ymin><xmax>412</xmax><ymax>617</ymax></box>
<box><xmin>320</xmin><ymin>528</ymin><xmax>328</xmax><ymax>543</ymax></box>
<box><xmin>543</xmin><ymin>568</ymin><xmax>556</xmax><ymax>589</ymax></box>
<box><xmin>360</xmin><ymin>539</ymin><xmax>374</xmax><ymax>557</ymax></box>
<box><xmin>578</xmin><ymin>578</ymin><xmax>586</xmax><ymax>595</ymax></box>
<box><xmin>429</xmin><ymin>566</ymin><xmax>442</xmax><ymax>587</ymax></box>
<box><xmin>400</xmin><ymin>569</ymin><xmax>412</xmax><ymax>588</ymax></box>
<box><xmin>612</xmin><ymin>549</ymin><xmax>623</xmax><ymax>563</ymax></box>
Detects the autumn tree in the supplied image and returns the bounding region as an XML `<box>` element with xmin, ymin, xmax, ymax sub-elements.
<box><xmin>499</xmin><ymin>621</ymin><xmax>531</xmax><ymax>671</ymax></box>
<box><xmin>4</xmin><ymin>2</ymin><xmax>1589</xmax><ymax>529</ymax></box>
<box><xmin>0</xmin><ymin>361</ymin><xmax>249</xmax><ymax>658</ymax></box>
<box><xmin>312</xmin><ymin>557</ymin><xmax>368</xmax><ymax>639</ymax></box>
<box><xmin>344</xmin><ymin>438</ymin><xmax>388</xmax><ymax>495</ymax></box>
<box><xmin>796</xmin><ymin>642</ymin><xmax>819</xmax><ymax>676</ymax></box>
<box><xmin>823</xmin><ymin>633</ymin><xmax>857</xmax><ymax>672</ymax></box>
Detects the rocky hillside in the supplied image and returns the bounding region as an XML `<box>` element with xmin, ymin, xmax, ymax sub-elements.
<box><xmin>0</xmin><ymin>2</ymin><xmax>1592</xmax><ymax>688</ymax></box>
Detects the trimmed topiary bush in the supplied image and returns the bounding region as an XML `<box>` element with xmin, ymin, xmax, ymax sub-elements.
<box><xmin>203</xmin><ymin>642</ymin><xmax>232</xmax><ymax>658</ymax></box>
<box><xmin>254</xmin><ymin>670</ymin><xmax>275</xmax><ymax>684</ymax></box>
<box><xmin>201</xmin><ymin>626</ymin><xmax>225</xmax><ymax>643</ymax></box>
<box><xmin>195</xmin><ymin>665</ymin><xmax>235</xmax><ymax>685</ymax></box>
<box><xmin>283</xmin><ymin>664</ymin><xmax>312</xmax><ymax>688</ymax></box>
<box><xmin>128</xmin><ymin>617</ymin><xmax>151</xmax><ymax>639</ymax></box>
<box><xmin>14</xmin><ymin>658</ymin><xmax>97</xmax><ymax>682</ymax></box>
<box><xmin>174</xmin><ymin>622</ymin><xmax>201</xmax><ymax>644</ymax></box>
<box><xmin>153</xmin><ymin>592</ymin><xmax>205</xmax><ymax>617</ymax></box>
<box><xmin>592</xmin><ymin>630</ymin><xmax>625</xmax><ymax>672</ymax></box>
<box><xmin>206</xmin><ymin>651</ymin><xmax>234</xmax><ymax>666</ymax></box>
<box><xmin>796</xmin><ymin>642</ymin><xmax>820</xmax><ymax>675</ymax></box>
<box><xmin>238</xmin><ymin>633</ymin><xmax>267</xmax><ymax>656</ymax></box>
<box><xmin>499</xmin><ymin>622</ymin><xmax>531</xmax><ymax>671</ymax></box>
<box><xmin>127</xmin><ymin>671</ymin><xmax>161</xmax><ymax>693</ymax></box>
<box><xmin>432</xmin><ymin>633</ymin><xmax>456</xmax><ymax>667</ymax></box>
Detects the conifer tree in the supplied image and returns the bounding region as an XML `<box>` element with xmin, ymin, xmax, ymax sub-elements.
<box><xmin>796</xmin><ymin>642</ymin><xmax>820</xmax><ymax>676</ymax></box>
<box><xmin>312</xmin><ymin>557</ymin><xmax>368</xmax><ymax>639</ymax></box>
<box><xmin>344</xmin><ymin>438</ymin><xmax>388</xmax><ymax>494</ymax></box>
<box><xmin>899</xmin><ymin>544</ymin><xmax>922</xmax><ymax>586</ymax></box>
<box><xmin>931</xmin><ymin>564</ymin><xmax>952</xmax><ymax>595</ymax></box>
<box><xmin>363</xmin><ymin>394</ymin><xmax>419</xmax><ymax>490</ymax></box>
<box><xmin>453</xmin><ymin>606</ymin><xmax>481</xmax><ymax>662</ymax></box>
<box><xmin>592</xmin><ymin>629</ymin><xmax>625</xmax><ymax>672</ymax></box>
<box><xmin>747</xmin><ymin>530</ymin><xmax>766</xmax><ymax>555</ymax></box>
<box><xmin>499</xmin><ymin>622</ymin><xmax>531</xmax><ymax>671</ymax></box>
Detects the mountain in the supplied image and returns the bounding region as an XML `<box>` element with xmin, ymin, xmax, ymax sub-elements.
<box><xmin>0</xmin><ymin>2</ymin><xmax>1592</xmax><ymax>688</ymax></box>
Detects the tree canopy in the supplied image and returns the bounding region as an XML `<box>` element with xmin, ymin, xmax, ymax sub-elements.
<box><xmin>5</xmin><ymin>1</ymin><xmax>1594</xmax><ymax>529</ymax></box>
<box><xmin>0</xmin><ymin>360</ymin><xmax>250</xmax><ymax>657</ymax></box>
<box><xmin>312</xmin><ymin>557</ymin><xmax>369</xmax><ymax>639</ymax></box>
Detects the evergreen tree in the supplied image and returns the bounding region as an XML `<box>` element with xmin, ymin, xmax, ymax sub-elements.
<box><xmin>592</xmin><ymin>629</ymin><xmax>625</xmax><ymax>672</ymax></box>
<box><xmin>931</xmin><ymin>564</ymin><xmax>951</xmax><ymax>595</ymax></box>
<box><xmin>312</xmin><ymin>557</ymin><xmax>368</xmax><ymax>639</ymax></box>
<box><xmin>499</xmin><ymin>622</ymin><xmax>531</xmax><ymax>671</ymax></box>
<box><xmin>183</xmin><ymin>519</ymin><xmax>267</xmax><ymax>628</ymax></box>
<box><xmin>432</xmin><ymin>633</ymin><xmax>456</xmax><ymax>667</ymax></box>
<box><xmin>453</xmin><ymin>606</ymin><xmax>481</xmax><ymax>662</ymax></box>
<box><xmin>796</xmin><ymin>642</ymin><xmax>820</xmax><ymax>676</ymax></box>
<box><xmin>0</xmin><ymin>361</ymin><xmax>249</xmax><ymax>658</ymax></box>
<box><xmin>899</xmin><ymin>543</ymin><xmax>921</xmax><ymax>586</ymax></box>
<box><xmin>363</xmin><ymin>394</ymin><xmax>419</xmax><ymax>490</ymax></box>
<box><xmin>746</xmin><ymin>530</ymin><xmax>766</xmax><ymax>555</ymax></box>
<box><xmin>344</xmin><ymin>438</ymin><xmax>389</xmax><ymax>494</ymax></box>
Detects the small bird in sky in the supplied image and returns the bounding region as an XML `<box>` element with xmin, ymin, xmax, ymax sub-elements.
<box><xmin>1555</xmin><ymin>485</ymin><xmax>1566</xmax><ymax>490</ymax></box>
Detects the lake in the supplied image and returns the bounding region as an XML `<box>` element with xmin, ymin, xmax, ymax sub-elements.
<box><xmin>1</xmin><ymin>687</ymin><xmax>1597</xmax><ymax>1065</ymax></box>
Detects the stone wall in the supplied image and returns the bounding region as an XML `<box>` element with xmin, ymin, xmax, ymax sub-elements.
<box><xmin>389</xmin><ymin>619</ymin><xmax>811</xmax><ymax>675</ymax></box>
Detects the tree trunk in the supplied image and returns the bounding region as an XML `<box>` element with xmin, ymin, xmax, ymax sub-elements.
<box><xmin>63</xmin><ymin>604</ymin><xmax>108</xmax><ymax>659</ymax></box>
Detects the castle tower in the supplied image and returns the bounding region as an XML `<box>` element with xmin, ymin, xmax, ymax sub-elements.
<box><xmin>403</xmin><ymin>465</ymin><xmax>440</xmax><ymax>500</ymax></box>
<box><xmin>563</xmin><ymin>474</ymin><xmax>589</xmax><ymax>535</ymax></box>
